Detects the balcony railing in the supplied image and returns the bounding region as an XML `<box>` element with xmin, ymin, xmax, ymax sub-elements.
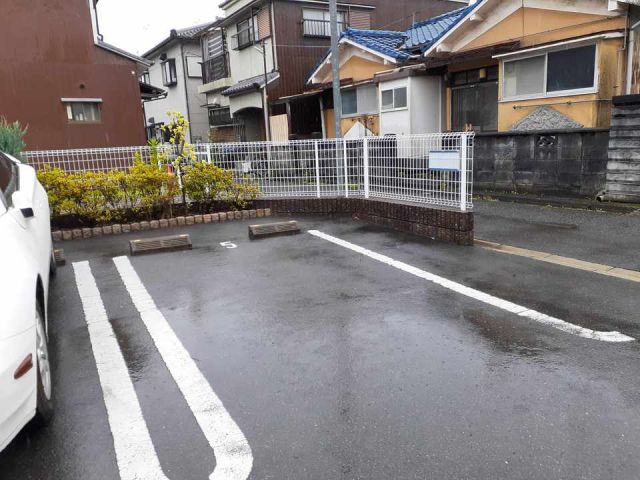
<box><xmin>231</xmin><ymin>28</ymin><xmax>255</xmax><ymax>50</ymax></box>
<box><xmin>302</xmin><ymin>19</ymin><xmax>346</xmax><ymax>37</ymax></box>
<box><xmin>202</xmin><ymin>55</ymin><xmax>230</xmax><ymax>83</ymax></box>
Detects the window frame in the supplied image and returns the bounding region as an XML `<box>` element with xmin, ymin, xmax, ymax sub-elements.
<box><xmin>501</xmin><ymin>43</ymin><xmax>598</xmax><ymax>102</ymax></box>
<box><xmin>341</xmin><ymin>84</ymin><xmax>378</xmax><ymax>117</ymax></box>
<box><xmin>0</xmin><ymin>152</ymin><xmax>18</xmax><ymax>208</ymax></box>
<box><xmin>380</xmin><ymin>86</ymin><xmax>408</xmax><ymax>112</ymax></box>
<box><xmin>161</xmin><ymin>58</ymin><xmax>178</xmax><ymax>86</ymax></box>
<box><xmin>139</xmin><ymin>71</ymin><xmax>150</xmax><ymax>84</ymax></box>
<box><xmin>63</xmin><ymin>100</ymin><xmax>103</xmax><ymax>124</ymax></box>
<box><xmin>302</xmin><ymin>8</ymin><xmax>345</xmax><ymax>37</ymax></box>
<box><xmin>235</xmin><ymin>18</ymin><xmax>256</xmax><ymax>49</ymax></box>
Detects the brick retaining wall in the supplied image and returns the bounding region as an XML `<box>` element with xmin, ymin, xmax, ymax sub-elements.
<box><xmin>254</xmin><ymin>198</ymin><xmax>474</xmax><ymax>246</ymax></box>
<box><xmin>51</xmin><ymin>198</ymin><xmax>474</xmax><ymax>246</ymax></box>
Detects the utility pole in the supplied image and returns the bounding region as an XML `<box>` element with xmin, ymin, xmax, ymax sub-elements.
<box><xmin>329</xmin><ymin>0</ymin><xmax>341</xmax><ymax>139</ymax></box>
<box><xmin>259</xmin><ymin>40</ymin><xmax>272</xmax><ymax>141</ymax></box>
<box><xmin>329</xmin><ymin>0</ymin><xmax>345</xmax><ymax>191</ymax></box>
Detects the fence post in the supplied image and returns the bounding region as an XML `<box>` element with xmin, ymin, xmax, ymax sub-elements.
<box><xmin>206</xmin><ymin>144</ymin><xmax>212</xmax><ymax>164</ymax></box>
<box><xmin>460</xmin><ymin>133</ymin><xmax>468</xmax><ymax>212</ymax></box>
<box><xmin>314</xmin><ymin>140</ymin><xmax>321</xmax><ymax>198</ymax></box>
<box><xmin>343</xmin><ymin>139</ymin><xmax>349</xmax><ymax>198</ymax></box>
<box><xmin>363</xmin><ymin>137</ymin><xmax>370</xmax><ymax>199</ymax></box>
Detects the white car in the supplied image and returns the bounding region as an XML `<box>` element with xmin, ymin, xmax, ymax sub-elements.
<box><xmin>0</xmin><ymin>151</ymin><xmax>55</xmax><ymax>453</ymax></box>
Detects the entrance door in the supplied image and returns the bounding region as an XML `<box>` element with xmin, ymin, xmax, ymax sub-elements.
<box><xmin>451</xmin><ymin>66</ymin><xmax>498</xmax><ymax>132</ymax></box>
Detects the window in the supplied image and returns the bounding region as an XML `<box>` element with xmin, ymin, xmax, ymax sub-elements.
<box><xmin>547</xmin><ymin>45</ymin><xmax>596</xmax><ymax>92</ymax></box>
<box><xmin>450</xmin><ymin>66</ymin><xmax>498</xmax><ymax>132</ymax></box>
<box><xmin>504</xmin><ymin>56</ymin><xmax>545</xmax><ymax>98</ymax></box>
<box><xmin>235</xmin><ymin>18</ymin><xmax>256</xmax><ymax>49</ymax></box>
<box><xmin>161</xmin><ymin>59</ymin><xmax>177</xmax><ymax>86</ymax></box>
<box><xmin>0</xmin><ymin>152</ymin><xmax>17</xmax><ymax>207</ymax></box>
<box><xmin>209</xmin><ymin>107</ymin><xmax>233</xmax><ymax>127</ymax></box>
<box><xmin>64</xmin><ymin>101</ymin><xmax>102</xmax><ymax>123</ymax></box>
<box><xmin>205</xmin><ymin>31</ymin><xmax>225</xmax><ymax>59</ymax></box>
<box><xmin>380</xmin><ymin>87</ymin><xmax>407</xmax><ymax>111</ymax></box>
<box><xmin>303</xmin><ymin>9</ymin><xmax>345</xmax><ymax>37</ymax></box>
<box><xmin>341</xmin><ymin>85</ymin><xmax>378</xmax><ymax>116</ymax></box>
<box><xmin>342</xmin><ymin>90</ymin><xmax>357</xmax><ymax>115</ymax></box>
<box><xmin>503</xmin><ymin>44</ymin><xmax>597</xmax><ymax>100</ymax></box>
<box><xmin>139</xmin><ymin>71</ymin><xmax>150</xmax><ymax>84</ymax></box>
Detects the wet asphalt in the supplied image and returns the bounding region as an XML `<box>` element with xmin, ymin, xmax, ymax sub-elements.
<box><xmin>1</xmin><ymin>207</ymin><xmax>640</xmax><ymax>480</ymax></box>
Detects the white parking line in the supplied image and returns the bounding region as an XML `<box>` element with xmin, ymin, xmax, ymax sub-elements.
<box><xmin>113</xmin><ymin>256</ymin><xmax>253</xmax><ymax>480</ymax></box>
<box><xmin>72</xmin><ymin>261</ymin><xmax>170</xmax><ymax>480</ymax></box>
<box><xmin>308</xmin><ymin>230</ymin><xmax>635</xmax><ymax>343</ymax></box>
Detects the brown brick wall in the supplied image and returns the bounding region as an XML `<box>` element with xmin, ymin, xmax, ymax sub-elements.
<box><xmin>253</xmin><ymin>198</ymin><xmax>474</xmax><ymax>246</ymax></box>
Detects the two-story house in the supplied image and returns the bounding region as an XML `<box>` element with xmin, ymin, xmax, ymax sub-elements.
<box><xmin>0</xmin><ymin>0</ymin><xmax>150</xmax><ymax>150</ymax></box>
<box><xmin>199</xmin><ymin>0</ymin><xmax>469</xmax><ymax>142</ymax></box>
<box><xmin>142</xmin><ymin>21</ymin><xmax>219</xmax><ymax>143</ymax></box>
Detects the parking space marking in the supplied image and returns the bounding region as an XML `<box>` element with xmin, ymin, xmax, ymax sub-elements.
<box><xmin>308</xmin><ymin>230</ymin><xmax>635</xmax><ymax>343</ymax></box>
<box><xmin>72</xmin><ymin>261</ymin><xmax>169</xmax><ymax>480</ymax></box>
<box><xmin>113</xmin><ymin>256</ymin><xmax>253</xmax><ymax>480</ymax></box>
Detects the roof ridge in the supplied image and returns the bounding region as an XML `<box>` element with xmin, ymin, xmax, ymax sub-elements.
<box><xmin>344</xmin><ymin>27</ymin><xmax>406</xmax><ymax>37</ymax></box>
<box><xmin>409</xmin><ymin>4</ymin><xmax>472</xmax><ymax>29</ymax></box>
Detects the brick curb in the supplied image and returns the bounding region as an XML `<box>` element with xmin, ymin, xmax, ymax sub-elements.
<box><xmin>51</xmin><ymin>209</ymin><xmax>271</xmax><ymax>242</ymax></box>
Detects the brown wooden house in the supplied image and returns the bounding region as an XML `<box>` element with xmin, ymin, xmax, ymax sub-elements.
<box><xmin>0</xmin><ymin>0</ymin><xmax>150</xmax><ymax>150</ymax></box>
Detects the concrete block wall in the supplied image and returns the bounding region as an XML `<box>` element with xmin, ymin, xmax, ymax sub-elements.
<box><xmin>474</xmin><ymin>129</ymin><xmax>610</xmax><ymax>196</ymax></box>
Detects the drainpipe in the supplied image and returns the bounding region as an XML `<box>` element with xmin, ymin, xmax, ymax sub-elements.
<box><xmin>179</xmin><ymin>42</ymin><xmax>193</xmax><ymax>141</ymax></box>
<box><xmin>626</xmin><ymin>18</ymin><xmax>639</xmax><ymax>95</ymax></box>
<box><xmin>262</xmin><ymin>40</ymin><xmax>272</xmax><ymax>141</ymax></box>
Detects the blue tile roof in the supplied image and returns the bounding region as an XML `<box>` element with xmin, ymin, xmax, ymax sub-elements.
<box><xmin>342</xmin><ymin>28</ymin><xmax>411</xmax><ymax>61</ymax></box>
<box><xmin>403</xmin><ymin>5</ymin><xmax>475</xmax><ymax>52</ymax></box>
<box><xmin>306</xmin><ymin>3</ymin><xmax>481</xmax><ymax>83</ymax></box>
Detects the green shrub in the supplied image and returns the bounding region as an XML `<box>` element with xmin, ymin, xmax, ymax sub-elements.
<box><xmin>183</xmin><ymin>161</ymin><xmax>233</xmax><ymax>212</ymax></box>
<box><xmin>227</xmin><ymin>180</ymin><xmax>260</xmax><ymax>210</ymax></box>
<box><xmin>37</xmin><ymin>166</ymin><xmax>82</xmax><ymax>218</ymax></box>
<box><xmin>127</xmin><ymin>158</ymin><xmax>178</xmax><ymax>219</ymax></box>
<box><xmin>73</xmin><ymin>171</ymin><xmax>123</xmax><ymax>225</ymax></box>
<box><xmin>0</xmin><ymin>117</ymin><xmax>27</xmax><ymax>157</ymax></box>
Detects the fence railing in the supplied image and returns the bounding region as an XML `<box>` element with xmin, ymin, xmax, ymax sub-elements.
<box><xmin>23</xmin><ymin>133</ymin><xmax>474</xmax><ymax>211</ymax></box>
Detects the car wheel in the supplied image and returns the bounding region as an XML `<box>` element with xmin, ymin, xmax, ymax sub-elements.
<box><xmin>49</xmin><ymin>249</ymin><xmax>57</xmax><ymax>277</ymax></box>
<box><xmin>34</xmin><ymin>301</ymin><xmax>53</xmax><ymax>425</ymax></box>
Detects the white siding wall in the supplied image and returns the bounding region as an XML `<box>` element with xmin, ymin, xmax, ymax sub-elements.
<box><xmin>182</xmin><ymin>42</ymin><xmax>209</xmax><ymax>142</ymax></box>
<box><xmin>226</xmin><ymin>26</ymin><xmax>275</xmax><ymax>83</ymax></box>
<box><xmin>144</xmin><ymin>40</ymin><xmax>209</xmax><ymax>143</ymax></box>
<box><xmin>409</xmin><ymin>76</ymin><xmax>442</xmax><ymax>134</ymax></box>
<box><xmin>379</xmin><ymin>78</ymin><xmax>410</xmax><ymax>136</ymax></box>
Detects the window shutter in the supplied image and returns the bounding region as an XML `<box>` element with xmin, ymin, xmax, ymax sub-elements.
<box><xmin>349</xmin><ymin>11</ymin><xmax>370</xmax><ymax>29</ymax></box>
<box><xmin>258</xmin><ymin>7</ymin><xmax>271</xmax><ymax>40</ymax></box>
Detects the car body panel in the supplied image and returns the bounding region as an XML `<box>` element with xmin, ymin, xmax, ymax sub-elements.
<box><xmin>0</xmin><ymin>153</ymin><xmax>52</xmax><ymax>452</ymax></box>
<box><xmin>0</xmin><ymin>328</ymin><xmax>37</xmax><ymax>452</ymax></box>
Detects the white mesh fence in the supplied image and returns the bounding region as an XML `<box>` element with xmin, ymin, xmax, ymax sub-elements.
<box><xmin>23</xmin><ymin>132</ymin><xmax>474</xmax><ymax>211</ymax></box>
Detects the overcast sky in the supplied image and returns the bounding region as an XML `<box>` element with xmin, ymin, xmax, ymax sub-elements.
<box><xmin>97</xmin><ymin>0</ymin><xmax>222</xmax><ymax>55</ymax></box>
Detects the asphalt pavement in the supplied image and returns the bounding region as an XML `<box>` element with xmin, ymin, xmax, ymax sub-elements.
<box><xmin>474</xmin><ymin>199</ymin><xmax>640</xmax><ymax>271</ymax></box>
<box><xmin>1</xmin><ymin>213</ymin><xmax>639</xmax><ymax>480</ymax></box>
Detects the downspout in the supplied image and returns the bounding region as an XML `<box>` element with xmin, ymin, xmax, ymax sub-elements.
<box><xmin>626</xmin><ymin>18</ymin><xmax>639</xmax><ymax>95</ymax></box>
<box><xmin>179</xmin><ymin>42</ymin><xmax>193</xmax><ymax>141</ymax></box>
<box><xmin>270</xmin><ymin>0</ymin><xmax>278</xmax><ymax>70</ymax></box>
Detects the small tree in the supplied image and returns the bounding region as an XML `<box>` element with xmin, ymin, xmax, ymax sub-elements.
<box><xmin>162</xmin><ymin>111</ymin><xmax>196</xmax><ymax>207</ymax></box>
<box><xmin>0</xmin><ymin>117</ymin><xmax>27</xmax><ymax>157</ymax></box>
